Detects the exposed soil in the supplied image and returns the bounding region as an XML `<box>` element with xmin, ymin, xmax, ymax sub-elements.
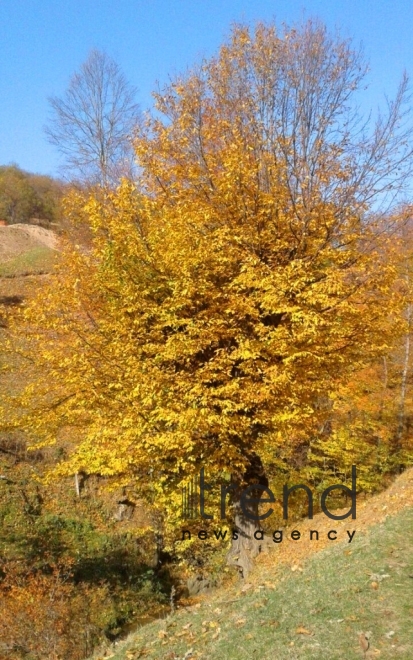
<box><xmin>0</xmin><ymin>224</ymin><xmax>59</xmax><ymax>262</ymax></box>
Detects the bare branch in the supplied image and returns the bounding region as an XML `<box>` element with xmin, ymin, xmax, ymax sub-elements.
<box><xmin>45</xmin><ymin>49</ymin><xmax>141</xmax><ymax>187</ymax></box>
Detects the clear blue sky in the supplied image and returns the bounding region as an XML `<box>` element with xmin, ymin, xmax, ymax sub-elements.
<box><xmin>1</xmin><ymin>0</ymin><xmax>412</xmax><ymax>178</ymax></box>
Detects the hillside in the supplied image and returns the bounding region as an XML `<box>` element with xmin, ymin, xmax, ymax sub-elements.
<box><xmin>1</xmin><ymin>222</ymin><xmax>413</xmax><ymax>660</ymax></box>
<box><xmin>0</xmin><ymin>247</ymin><xmax>171</xmax><ymax>659</ymax></box>
<box><xmin>94</xmin><ymin>469</ymin><xmax>413</xmax><ymax>660</ymax></box>
<box><xmin>0</xmin><ymin>223</ymin><xmax>59</xmax><ymax>276</ymax></box>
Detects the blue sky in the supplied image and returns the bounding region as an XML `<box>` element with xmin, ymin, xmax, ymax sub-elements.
<box><xmin>1</xmin><ymin>0</ymin><xmax>412</xmax><ymax>178</ymax></box>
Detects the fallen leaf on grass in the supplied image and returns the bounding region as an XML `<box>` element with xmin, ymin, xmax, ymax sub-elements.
<box><xmin>263</xmin><ymin>581</ymin><xmax>276</xmax><ymax>589</ymax></box>
<box><xmin>310</xmin><ymin>607</ymin><xmax>324</xmax><ymax>615</ymax></box>
<box><xmin>370</xmin><ymin>573</ymin><xmax>390</xmax><ymax>582</ymax></box>
<box><xmin>358</xmin><ymin>631</ymin><xmax>372</xmax><ymax>654</ymax></box>
<box><xmin>296</xmin><ymin>626</ymin><xmax>313</xmax><ymax>635</ymax></box>
<box><xmin>260</xmin><ymin>619</ymin><xmax>280</xmax><ymax>628</ymax></box>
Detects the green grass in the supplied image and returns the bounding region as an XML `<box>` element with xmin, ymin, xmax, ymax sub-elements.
<box><xmin>0</xmin><ymin>246</ymin><xmax>58</xmax><ymax>277</ymax></box>
<box><xmin>99</xmin><ymin>506</ymin><xmax>413</xmax><ymax>659</ymax></box>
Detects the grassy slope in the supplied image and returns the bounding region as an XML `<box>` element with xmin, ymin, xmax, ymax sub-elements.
<box><xmin>0</xmin><ymin>245</ymin><xmax>58</xmax><ymax>277</ymax></box>
<box><xmin>97</xmin><ymin>504</ymin><xmax>413</xmax><ymax>660</ymax></box>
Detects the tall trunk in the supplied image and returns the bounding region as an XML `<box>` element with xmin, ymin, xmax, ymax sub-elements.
<box><xmin>379</xmin><ymin>356</ymin><xmax>388</xmax><ymax>421</ymax></box>
<box><xmin>226</xmin><ymin>454</ymin><xmax>268</xmax><ymax>578</ymax></box>
<box><xmin>396</xmin><ymin>302</ymin><xmax>412</xmax><ymax>452</ymax></box>
<box><xmin>74</xmin><ymin>472</ymin><xmax>81</xmax><ymax>498</ymax></box>
<box><xmin>74</xmin><ymin>471</ymin><xmax>86</xmax><ymax>497</ymax></box>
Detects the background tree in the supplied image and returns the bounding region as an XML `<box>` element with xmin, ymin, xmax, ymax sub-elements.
<box><xmin>0</xmin><ymin>165</ymin><xmax>63</xmax><ymax>226</ymax></box>
<box><xmin>45</xmin><ymin>49</ymin><xmax>140</xmax><ymax>186</ymax></box>
<box><xmin>6</xmin><ymin>21</ymin><xmax>413</xmax><ymax>577</ymax></box>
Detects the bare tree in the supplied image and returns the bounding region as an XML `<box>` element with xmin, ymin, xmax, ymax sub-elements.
<box><xmin>45</xmin><ymin>49</ymin><xmax>140</xmax><ymax>186</ymax></box>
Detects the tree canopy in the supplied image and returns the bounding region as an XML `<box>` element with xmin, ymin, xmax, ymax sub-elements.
<box><xmin>5</xmin><ymin>22</ymin><xmax>413</xmax><ymax>560</ymax></box>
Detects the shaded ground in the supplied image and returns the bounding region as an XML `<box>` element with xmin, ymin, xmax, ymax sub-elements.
<box><xmin>0</xmin><ymin>273</ymin><xmax>51</xmax><ymax>330</ymax></box>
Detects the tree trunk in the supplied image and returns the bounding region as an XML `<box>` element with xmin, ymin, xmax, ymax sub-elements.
<box><xmin>74</xmin><ymin>471</ymin><xmax>86</xmax><ymax>497</ymax></box>
<box><xmin>226</xmin><ymin>454</ymin><xmax>268</xmax><ymax>578</ymax></box>
<box><xmin>379</xmin><ymin>356</ymin><xmax>388</xmax><ymax>421</ymax></box>
<box><xmin>396</xmin><ymin>302</ymin><xmax>412</xmax><ymax>456</ymax></box>
<box><xmin>74</xmin><ymin>472</ymin><xmax>81</xmax><ymax>498</ymax></box>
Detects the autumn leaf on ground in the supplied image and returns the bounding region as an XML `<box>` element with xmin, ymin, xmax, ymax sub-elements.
<box><xmin>261</xmin><ymin>618</ymin><xmax>280</xmax><ymax>628</ymax></box>
<box><xmin>358</xmin><ymin>631</ymin><xmax>371</xmax><ymax>656</ymax></box>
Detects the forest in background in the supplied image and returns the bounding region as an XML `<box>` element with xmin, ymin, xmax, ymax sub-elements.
<box><xmin>0</xmin><ymin>165</ymin><xmax>64</xmax><ymax>228</ymax></box>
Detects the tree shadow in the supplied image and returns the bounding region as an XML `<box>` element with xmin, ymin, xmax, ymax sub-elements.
<box><xmin>0</xmin><ymin>295</ymin><xmax>24</xmax><ymax>306</ymax></box>
<box><xmin>0</xmin><ymin>295</ymin><xmax>25</xmax><ymax>327</ymax></box>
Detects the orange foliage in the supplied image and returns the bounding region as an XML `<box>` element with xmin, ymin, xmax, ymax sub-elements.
<box><xmin>0</xmin><ymin>563</ymin><xmax>108</xmax><ymax>660</ymax></box>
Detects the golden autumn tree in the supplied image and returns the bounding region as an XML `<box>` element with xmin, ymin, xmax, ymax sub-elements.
<box><xmin>4</xmin><ymin>21</ymin><xmax>413</xmax><ymax>574</ymax></box>
<box><xmin>308</xmin><ymin>211</ymin><xmax>413</xmax><ymax>494</ymax></box>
